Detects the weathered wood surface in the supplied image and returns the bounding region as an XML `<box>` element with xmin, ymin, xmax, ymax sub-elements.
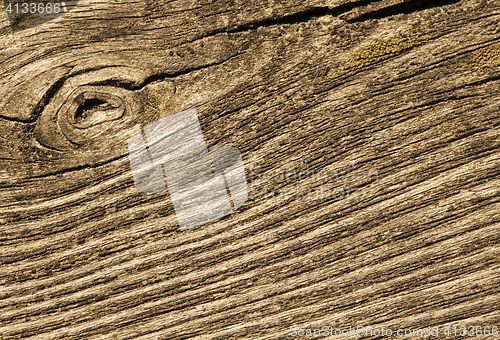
<box><xmin>1</xmin><ymin>0</ymin><xmax>500</xmax><ymax>338</ymax></box>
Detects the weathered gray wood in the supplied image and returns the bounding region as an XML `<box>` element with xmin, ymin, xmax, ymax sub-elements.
<box><xmin>1</xmin><ymin>0</ymin><xmax>499</xmax><ymax>338</ymax></box>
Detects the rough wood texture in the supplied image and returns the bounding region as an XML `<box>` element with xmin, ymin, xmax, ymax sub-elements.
<box><xmin>1</xmin><ymin>0</ymin><xmax>500</xmax><ymax>339</ymax></box>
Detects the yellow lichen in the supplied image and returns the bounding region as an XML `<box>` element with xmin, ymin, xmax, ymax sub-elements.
<box><xmin>142</xmin><ymin>92</ymin><xmax>175</xmax><ymax>117</ymax></box>
<box><xmin>319</xmin><ymin>34</ymin><xmax>430</xmax><ymax>82</ymax></box>
<box><xmin>204</xmin><ymin>89</ymin><xmax>250</xmax><ymax>113</ymax></box>
<box><xmin>460</xmin><ymin>43</ymin><xmax>500</xmax><ymax>69</ymax></box>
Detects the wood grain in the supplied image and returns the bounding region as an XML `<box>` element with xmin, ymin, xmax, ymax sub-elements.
<box><xmin>1</xmin><ymin>0</ymin><xmax>499</xmax><ymax>339</ymax></box>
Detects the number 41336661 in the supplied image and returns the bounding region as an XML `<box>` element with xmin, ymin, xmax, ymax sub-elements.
<box><xmin>5</xmin><ymin>2</ymin><xmax>65</xmax><ymax>14</ymax></box>
<box><xmin>444</xmin><ymin>326</ymin><xmax>498</xmax><ymax>337</ymax></box>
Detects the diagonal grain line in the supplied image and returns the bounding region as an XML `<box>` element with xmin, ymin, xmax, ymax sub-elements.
<box><xmin>2</xmin><ymin>199</ymin><xmax>496</xmax><ymax>334</ymax></box>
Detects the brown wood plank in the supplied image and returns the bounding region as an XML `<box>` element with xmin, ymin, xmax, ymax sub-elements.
<box><xmin>1</xmin><ymin>0</ymin><xmax>499</xmax><ymax>339</ymax></box>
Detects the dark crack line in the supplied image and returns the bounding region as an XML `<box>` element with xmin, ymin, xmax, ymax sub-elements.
<box><xmin>179</xmin><ymin>0</ymin><xmax>381</xmax><ymax>47</ymax></box>
<box><xmin>346</xmin><ymin>0</ymin><xmax>462</xmax><ymax>23</ymax></box>
<box><xmin>88</xmin><ymin>52</ymin><xmax>244</xmax><ymax>95</ymax></box>
<box><xmin>29</xmin><ymin>153</ymin><xmax>129</xmax><ymax>180</ymax></box>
